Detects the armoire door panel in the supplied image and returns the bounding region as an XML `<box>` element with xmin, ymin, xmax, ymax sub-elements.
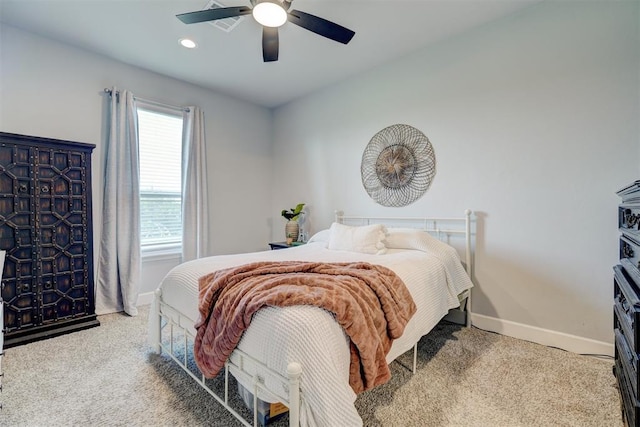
<box><xmin>0</xmin><ymin>143</ymin><xmax>38</xmax><ymax>334</ymax></box>
<box><xmin>35</xmin><ymin>147</ymin><xmax>92</xmax><ymax>324</ymax></box>
<box><xmin>4</xmin><ymin>278</ymin><xmax>37</xmax><ymax>331</ymax></box>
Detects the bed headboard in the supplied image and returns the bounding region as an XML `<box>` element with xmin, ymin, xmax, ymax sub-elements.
<box><xmin>334</xmin><ymin>209</ymin><xmax>473</xmax><ymax>276</ymax></box>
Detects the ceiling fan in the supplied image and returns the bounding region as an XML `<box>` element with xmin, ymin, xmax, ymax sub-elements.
<box><xmin>176</xmin><ymin>0</ymin><xmax>355</xmax><ymax>62</ymax></box>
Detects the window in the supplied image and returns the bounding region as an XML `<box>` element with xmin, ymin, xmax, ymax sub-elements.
<box><xmin>137</xmin><ymin>105</ymin><xmax>183</xmax><ymax>252</ymax></box>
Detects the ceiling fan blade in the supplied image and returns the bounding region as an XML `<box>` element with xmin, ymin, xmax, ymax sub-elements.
<box><xmin>262</xmin><ymin>27</ymin><xmax>279</xmax><ymax>62</ymax></box>
<box><xmin>288</xmin><ymin>9</ymin><xmax>355</xmax><ymax>44</ymax></box>
<box><xmin>177</xmin><ymin>6</ymin><xmax>252</xmax><ymax>24</ymax></box>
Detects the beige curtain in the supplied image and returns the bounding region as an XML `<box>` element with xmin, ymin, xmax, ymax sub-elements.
<box><xmin>181</xmin><ymin>106</ymin><xmax>209</xmax><ymax>262</ymax></box>
<box><xmin>95</xmin><ymin>88</ymin><xmax>141</xmax><ymax>316</ymax></box>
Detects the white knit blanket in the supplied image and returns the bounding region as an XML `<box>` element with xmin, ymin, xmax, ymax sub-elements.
<box><xmin>149</xmin><ymin>231</ymin><xmax>473</xmax><ymax>427</ymax></box>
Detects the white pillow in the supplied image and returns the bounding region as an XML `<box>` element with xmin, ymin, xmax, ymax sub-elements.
<box><xmin>307</xmin><ymin>229</ymin><xmax>330</xmax><ymax>244</ymax></box>
<box><xmin>384</xmin><ymin>227</ymin><xmax>449</xmax><ymax>254</ymax></box>
<box><xmin>327</xmin><ymin>222</ymin><xmax>387</xmax><ymax>255</ymax></box>
<box><xmin>384</xmin><ymin>227</ymin><xmax>426</xmax><ymax>249</ymax></box>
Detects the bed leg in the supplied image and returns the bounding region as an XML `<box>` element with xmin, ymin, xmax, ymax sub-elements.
<box><xmin>152</xmin><ymin>289</ymin><xmax>162</xmax><ymax>354</ymax></box>
<box><xmin>287</xmin><ymin>362</ymin><xmax>302</xmax><ymax>427</ymax></box>
<box><xmin>253</xmin><ymin>377</ymin><xmax>259</xmax><ymax>427</ymax></box>
<box><xmin>464</xmin><ymin>209</ymin><xmax>473</xmax><ymax>329</ymax></box>
<box><xmin>466</xmin><ymin>291</ymin><xmax>472</xmax><ymax>328</ymax></box>
<box><xmin>412</xmin><ymin>343</ymin><xmax>417</xmax><ymax>374</ymax></box>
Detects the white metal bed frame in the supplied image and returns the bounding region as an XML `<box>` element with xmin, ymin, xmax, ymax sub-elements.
<box><xmin>151</xmin><ymin>210</ymin><xmax>474</xmax><ymax>427</ymax></box>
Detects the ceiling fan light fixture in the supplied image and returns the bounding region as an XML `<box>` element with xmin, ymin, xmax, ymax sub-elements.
<box><xmin>252</xmin><ymin>0</ymin><xmax>287</xmax><ymax>28</ymax></box>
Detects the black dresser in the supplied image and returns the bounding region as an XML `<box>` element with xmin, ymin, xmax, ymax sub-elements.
<box><xmin>0</xmin><ymin>132</ymin><xmax>99</xmax><ymax>348</ymax></box>
<box><xmin>615</xmin><ymin>180</ymin><xmax>640</xmax><ymax>426</ymax></box>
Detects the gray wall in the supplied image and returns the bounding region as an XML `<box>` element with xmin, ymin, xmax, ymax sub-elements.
<box><xmin>0</xmin><ymin>25</ymin><xmax>274</xmax><ymax>298</ymax></box>
<box><xmin>1</xmin><ymin>1</ymin><xmax>638</xmax><ymax>354</ymax></box>
<box><xmin>271</xmin><ymin>1</ymin><xmax>640</xmax><ymax>354</ymax></box>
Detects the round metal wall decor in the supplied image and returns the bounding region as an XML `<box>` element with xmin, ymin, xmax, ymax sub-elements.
<box><xmin>361</xmin><ymin>124</ymin><xmax>436</xmax><ymax>207</ymax></box>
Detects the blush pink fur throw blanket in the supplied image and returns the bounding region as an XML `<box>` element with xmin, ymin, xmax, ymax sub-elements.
<box><xmin>194</xmin><ymin>261</ymin><xmax>417</xmax><ymax>394</ymax></box>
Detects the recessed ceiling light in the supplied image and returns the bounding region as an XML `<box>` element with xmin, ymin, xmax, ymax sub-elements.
<box><xmin>179</xmin><ymin>38</ymin><xmax>197</xmax><ymax>49</ymax></box>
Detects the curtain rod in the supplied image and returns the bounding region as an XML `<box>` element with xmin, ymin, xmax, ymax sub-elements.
<box><xmin>103</xmin><ymin>88</ymin><xmax>190</xmax><ymax>113</ymax></box>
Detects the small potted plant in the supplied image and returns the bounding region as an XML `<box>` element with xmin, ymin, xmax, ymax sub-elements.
<box><xmin>281</xmin><ymin>203</ymin><xmax>305</xmax><ymax>243</ymax></box>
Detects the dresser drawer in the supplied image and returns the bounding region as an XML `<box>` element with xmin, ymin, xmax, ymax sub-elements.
<box><xmin>622</xmin><ymin>234</ymin><xmax>640</xmax><ymax>271</ymax></box>
<box><xmin>620</xmin><ymin>204</ymin><xmax>640</xmax><ymax>236</ymax></box>
<box><xmin>614</xmin><ymin>262</ymin><xmax>640</xmax><ymax>353</ymax></box>
<box><xmin>615</xmin><ymin>297</ymin><xmax>639</xmax><ymax>357</ymax></box>
<box><xmin>615</xmin><ymin>356</ymin><xmax>640</xmax><ymax>427</ymax></box>
<box><xmin>616</xmin><ymin>328</ymin><xmax>639</xmax><ymax>396</ymax></box>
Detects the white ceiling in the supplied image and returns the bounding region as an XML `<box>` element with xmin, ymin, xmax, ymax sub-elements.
<box><xmin>0</xmin><ymin>0</ymin><xmax>541</xmax><ymax>107</ymax></box>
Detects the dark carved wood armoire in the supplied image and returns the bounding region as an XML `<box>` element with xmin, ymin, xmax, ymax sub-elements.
<box><xmin>0</xmin><ymin>132</ymin><xmax>99</xmax><ymax>348</ymax></box>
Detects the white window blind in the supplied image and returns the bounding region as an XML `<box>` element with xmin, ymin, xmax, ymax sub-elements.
<box><xmin>137</xmin><ymin>107</ymin><xmax>183</xmax><ymax>249</ymax></box>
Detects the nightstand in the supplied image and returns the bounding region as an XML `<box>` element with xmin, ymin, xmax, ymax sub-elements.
<box><xmin>269</xmin><ymin>242</ymin><xmax>305</xmax><ymax>250</ymax></box>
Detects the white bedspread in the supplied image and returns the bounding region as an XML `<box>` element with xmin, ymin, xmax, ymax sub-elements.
<box><xmin>149</xmin><ymin>234</ymin><xmax>473</xmax><ymax>427</ymax></box>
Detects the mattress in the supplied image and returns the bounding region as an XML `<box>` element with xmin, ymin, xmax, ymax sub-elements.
<box><xmin>150</xmin><ymin>235</ymin><xmax>473</xmax><ymax>426</ymax></box>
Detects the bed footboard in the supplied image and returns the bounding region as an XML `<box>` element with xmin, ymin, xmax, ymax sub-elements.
<box><xmin>153</xmin><ymin>294</ymin><xmax>302</xmax><ymax>427</ymax></box>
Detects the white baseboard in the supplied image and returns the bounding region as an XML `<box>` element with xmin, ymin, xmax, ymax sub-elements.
<box><xmin>470</xmin><ymin>313</ymin><xmax>614</xmax><ymax>357</ymax></box>
<box><xmin>136</xmin><ymin>291</ymin><xmax>155</xmax><ymax>306</ymax></box>
<box><xmin>131</xmin><ymin>294</ymin><xmax>614</xmax><ymax>357</ymax></box>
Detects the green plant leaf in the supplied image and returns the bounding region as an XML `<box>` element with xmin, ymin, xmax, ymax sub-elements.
<box><xmin>281</xmin><ymin>203</ymin><xmax>305</xmax><ymax>221</ymax></box>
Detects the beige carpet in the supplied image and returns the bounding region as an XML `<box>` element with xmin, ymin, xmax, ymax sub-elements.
<box><xmin>1</xmin><ymin>305</ymin><xmax>622</xmax><ymax>426</ymax></box>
